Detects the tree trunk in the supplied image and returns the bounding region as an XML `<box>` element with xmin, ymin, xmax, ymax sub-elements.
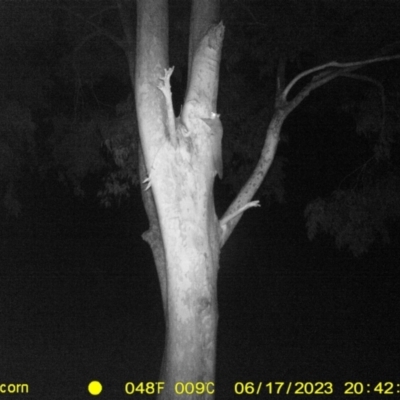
<box><xmin>118</xmin><ymin>1</ymin><xmax>400</xmax><ymax>396</ymax></box>
<box><xmin>122</xmin><ymin>0</ymin><xmax>223</xmax><ymax>398</ymax></box>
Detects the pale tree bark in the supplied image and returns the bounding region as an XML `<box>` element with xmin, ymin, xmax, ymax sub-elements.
<box><xmin>120</xmin><ymin>0</ymin><xmax>223</xmax><ymax>398</ymax></box>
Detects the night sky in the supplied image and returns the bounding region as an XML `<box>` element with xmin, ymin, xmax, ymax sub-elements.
<box><xmin>1</xmin><ymin>1</ymin><xmax>400</xmax><ymax>399</ymax></box>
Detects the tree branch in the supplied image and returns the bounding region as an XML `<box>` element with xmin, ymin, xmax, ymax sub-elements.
<box><xmin>59</xmin><ymin>5</ymin><xmax>126</xmax><ymax>51</ymax></box>
<box><xmin>283</xmin><ymin>54</ymin><xmax>400</xmax><ymax>100</ymax></box>
<box><xmin>220</xmin><ymin>53</ymin><xmax>400</xmax><ymax>246</ymax></box>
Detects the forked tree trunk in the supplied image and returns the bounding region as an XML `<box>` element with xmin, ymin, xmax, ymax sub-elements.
<box><xmin>118</xmin><ymin>1</ymin><xmax>400</xmax><ymax>397</ymax></box>
<box><xmin>120</xmin><ymin>0</ymin><xmax>224</xmax><ymax>398</ymax></box>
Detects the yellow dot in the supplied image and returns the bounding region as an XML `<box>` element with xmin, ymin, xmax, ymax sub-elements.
<box><xmin>88</xmin><ymin>381</ymin><xmax>102</xmax><ymax>395</ymax></box>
